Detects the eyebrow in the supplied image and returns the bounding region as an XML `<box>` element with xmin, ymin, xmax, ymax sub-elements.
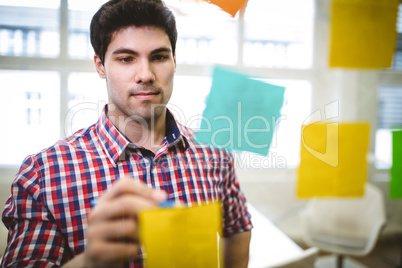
<box><xmin>112</xmin><ymin>47</ymin><xmax>172</xmax><ymax>55</ymax></box>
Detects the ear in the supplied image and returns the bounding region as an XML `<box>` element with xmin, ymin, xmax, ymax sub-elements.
<box><xmin>173</xmin><ymin>52</ymin><xmax>177</xmax><ymax>73</ymax></box>
<box><xmin>94</xmin><ymin>55</ymin><xmax>106</xmax><ymax>79</ymax></box>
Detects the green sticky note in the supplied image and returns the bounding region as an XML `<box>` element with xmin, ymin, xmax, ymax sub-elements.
<box><xmin>196</xmin><ymin>67</ymin><xmax>285</xmax><ymax>155</ymax></box>
<box><xmin>391</xmin><ymin>130</ymin><xmax>402</xmax><ymax>199</ymax></box>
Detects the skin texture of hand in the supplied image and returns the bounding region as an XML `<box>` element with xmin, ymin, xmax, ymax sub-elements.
<box><xmin>62</xmin><ymin>177</ymin><xmax>166</xmax><ymax>268</ymax></box>
<box><xmin>224</xmin><ymin>230</ymin><xmax>252</xmax><ymax>268</ymax></box>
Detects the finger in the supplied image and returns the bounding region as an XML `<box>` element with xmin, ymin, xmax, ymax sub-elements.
<box><xmin>87</xmin><ymin>240</ymin><xmax>140</xmax><ymax>264</ymax></box>
<box><xmin>88</xmin><ymin>217</ymin><xmax>139</xmax><ymax>242</ymax></box>
<box><xmin>90</xmin><ymin>194</ymin><xmax>158</xmax><ymax>222</ymax></box>
<box><xmin>103</xmin><ymin>177</ymin><xmax>166</xmax><ymax>202</ymax></box>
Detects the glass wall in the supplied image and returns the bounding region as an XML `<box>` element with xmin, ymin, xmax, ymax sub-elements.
<box><xmin>0</xmin><ymin>0</ymin><xmax>314</xmax><ymax>167</ymax></box>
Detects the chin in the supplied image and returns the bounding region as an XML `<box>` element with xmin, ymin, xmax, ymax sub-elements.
<box><xmin>128</xmin><ymin>107</ymin><xmax>164</xmax><ymax>123</ymax></box>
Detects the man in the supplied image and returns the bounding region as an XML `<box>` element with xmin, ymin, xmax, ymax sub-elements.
<box><xmin>1</xmin><ymin>0</ymin><xmax>252</xmax><ymax>267</ymax></box>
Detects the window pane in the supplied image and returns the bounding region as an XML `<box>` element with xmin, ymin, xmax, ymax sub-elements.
<box><xmin>166</xmin><ymin>1</ymin><xmax>238</xmax><ymax>65</ymax></box>
<box><xmin>375</xmin><ymin>129</ymin><xmax>392</xmax><ymax>169</ymax></box>
<box><xmin>68</xmin><ymin>0</ymin><xmax>104</xmax><ymax>59</ymax></box>
<box><xmin>68</xmin><ymin>0</ymin><xmax>104</xmax><ymax>11</ymax></box>
<box><xmin>376</xmin><ymin>85</ymin><xmax>402</xmax><ymax>169</ymax></box>
<box><xmin>66</xmin><ymin>72</ymin><xmax>107</xmax><ymax>136</ymax></box>
<box><xmin>0</xmin><ymin>0</ymin><xmax>59</xmax><ymax>8</ymax></box>
<box><xmin>0</xmin><ymin>71</ymin><xmax>60</xmax><ymax>165</ymax></box>
<box><xmin>244</xmin><ymin>0</ymin><xmax>314</xmax><ymax>69</ymax></box>
<box><xmin>268</xmin><ymin>80</ymin><xmax>312</xmax><ymax>167</ymax></box>
<box><xmin>169</xmin><ymin>75</ymin><xmax>212</xmax><ymax>127</ymax></box>
<box><xmin>0</xmin><ymin>1</ymin><xmax>60</xmax><ymax>57</ymax></box>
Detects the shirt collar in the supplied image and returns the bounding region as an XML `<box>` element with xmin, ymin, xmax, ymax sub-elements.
<box><xmin>96</xmin><ymin>105</ymin><xmax>130</xmax><ymax>166</ymax></box>
<box><xmin>165</xmin><ymin>109</ymin><xmax>183</xmax><ymax>146</ymax></box>
<box><xmin>96</xmin><ymin>105</ymin><xmax>189</xmax><ymax>166</ymax></box>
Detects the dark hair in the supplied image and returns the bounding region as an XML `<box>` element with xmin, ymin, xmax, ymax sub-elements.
<box><xmin>90</xmin><ymin>0</ymin><xmax>177</xmax><ymax>65</ymax></box>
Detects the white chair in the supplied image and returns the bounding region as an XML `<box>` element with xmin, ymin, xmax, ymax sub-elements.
<box><xmin>299</xmin><ymin>183</ymin><xmax>387</xmax><ymax>268</ymax></box>
<box><xmin>271</xmin><ymin>247</ymin><xmax>319</xmax><ymax>268</ymax></box>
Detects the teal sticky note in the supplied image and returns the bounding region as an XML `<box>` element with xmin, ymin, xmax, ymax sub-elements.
<box><xmin>391</xmin><ymin>130</ymin><xmax>402</xmax><ymax>199</ymax></box>
<box><xmin>196</xmin><ymin>67</ymin><xmax>285</xmax><ymax>155</ymax></box>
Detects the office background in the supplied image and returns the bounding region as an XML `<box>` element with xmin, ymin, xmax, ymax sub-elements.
<box><xmin>0</xmin><ymin>0</ymin><xmax>401</xmax><ymax>261</ymax></box>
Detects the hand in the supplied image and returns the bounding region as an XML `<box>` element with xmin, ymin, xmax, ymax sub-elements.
<box><xmin>65</xmin><ymin>177</ymin><xmax>166</xmax><ymax>268</ymax></box>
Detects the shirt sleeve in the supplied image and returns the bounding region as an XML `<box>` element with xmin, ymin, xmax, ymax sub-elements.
<box><xmin>221</xmin><ymin>151</ymin><xmax>253</xmax><ymax>237</ymax></box>
<box><xmin>1</xmin><ymin>156</ymin><xmax>70</xmax><ymax>268</ymax></box>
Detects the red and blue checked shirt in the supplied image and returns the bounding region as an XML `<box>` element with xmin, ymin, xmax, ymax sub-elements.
<box><xmin>1</xmin><ymin>105</ymin><xmax>252</xmax><ymax>268</ymax></box>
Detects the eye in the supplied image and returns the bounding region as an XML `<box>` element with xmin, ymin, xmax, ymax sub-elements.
<box><xmin>152</xmin><ymin>54</ymin><xmax>168</xmax><ymax>62</ymax></box>
<box><xmin>119</xmin><ymin>57</ymin><xmax>133</xmax><ymax>63</ymax></box>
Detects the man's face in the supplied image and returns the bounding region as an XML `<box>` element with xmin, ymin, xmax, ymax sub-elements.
<box><xmin>95</xmin><ymin>25</ymin><xmax>176</xmax><ymax>124</ymax></box>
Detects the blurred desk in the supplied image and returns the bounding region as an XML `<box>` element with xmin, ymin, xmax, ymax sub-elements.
<box><xmin>248</xmin><ymin>203</ymin><xmax>304</xmax><ymax>267</ymax></box>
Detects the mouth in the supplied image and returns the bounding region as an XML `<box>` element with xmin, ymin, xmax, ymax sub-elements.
<box><xmin>131</xmin><ymin>91</ymin><xmax>160</xmax><ymax>100</ymax></box>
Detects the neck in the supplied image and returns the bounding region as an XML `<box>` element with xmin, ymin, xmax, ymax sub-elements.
<box><xmin>108</xmin><ymin>110</ymin><xmax>167</xmax><ymax>154</ymax></box>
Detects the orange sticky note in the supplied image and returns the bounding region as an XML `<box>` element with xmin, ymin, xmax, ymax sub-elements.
<box><xmin>329</xmin><ymin>0</ymin><xmax>399</xmax><ymax>68</ymax></box>
<box><xmin>297</xmin><ymin>123</ymin><xmax>370</xmax><ymax>198</ymax></box>
<box><xmin>205</xmin><ymin>0</ymin><xmax>248</xmax><ymax>17</ymax></box>
<box><xmin>139</xmin><ymin>202</ymin><xmax>223</xmax><ymax>268</ymax></box>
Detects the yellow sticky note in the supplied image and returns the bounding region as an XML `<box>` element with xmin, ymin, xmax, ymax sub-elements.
<box><xmin>329</xmin><ymin>0</ymin><xmax>399</xmax><ymax>68</ymax></box>
<box><xmin>205</xmin><ymin>0</ymin><xmax>249</xmax><ymax>17</ymax></box>
<box><xmin>297</xmin><ymin>123</ymin><xmax>370</xmax><ymax>198</ymax></box>
<box><xmin>139</xmin><ymin>202</ymin><xmax>223</xmax><ymax>268</ymax></box>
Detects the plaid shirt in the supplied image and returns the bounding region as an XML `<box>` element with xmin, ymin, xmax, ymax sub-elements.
<box><xmin>1</xmin><ymin>106</ymin><xmax>252</xmax><ymax>268</ymax></box>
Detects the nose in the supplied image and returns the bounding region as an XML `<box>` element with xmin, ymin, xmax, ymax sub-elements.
<box><xmin>134</xmin><ymin>59</ymin><xmax>155</xmax><ymax>84</ymax></box>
